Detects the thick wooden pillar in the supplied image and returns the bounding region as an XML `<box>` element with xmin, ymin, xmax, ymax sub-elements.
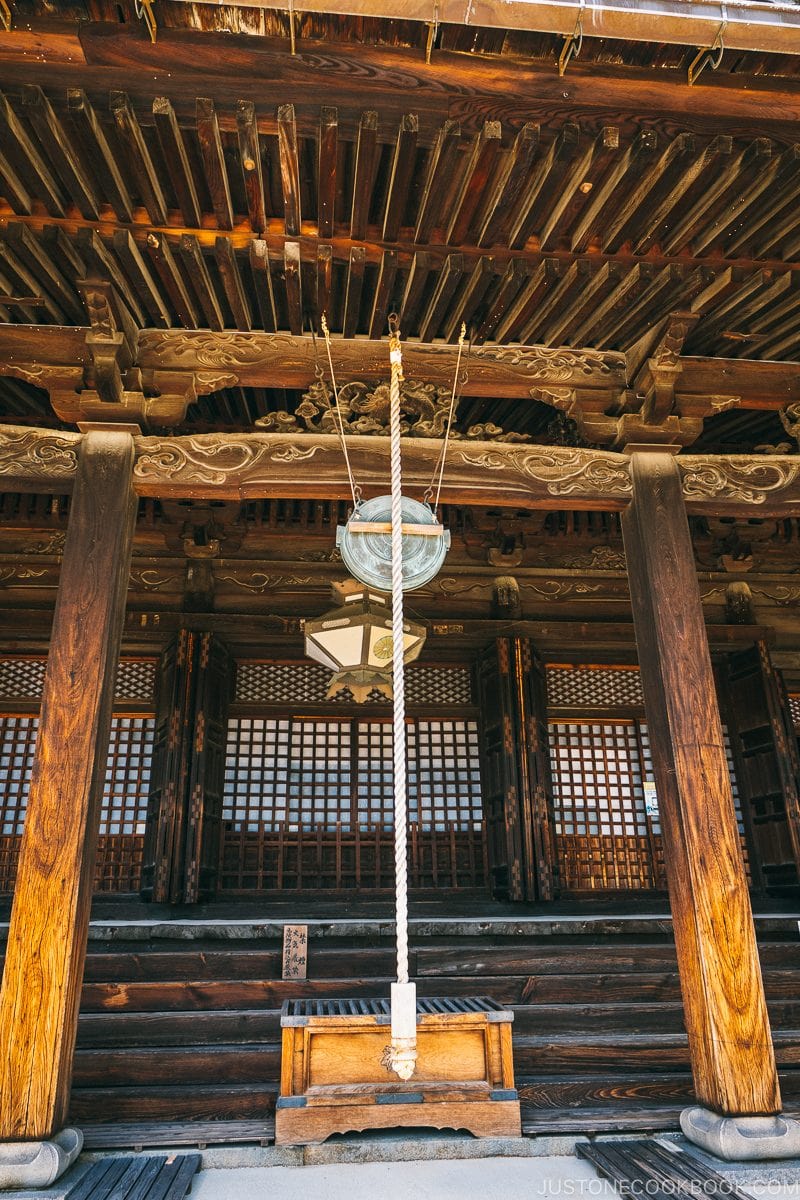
<box><xmin>0</xmin><ymin>430</ymin><xmax>136</xmax><ymax>1140</ymax></box>
<box><xmin>621</xmin><ymin>451</ymin><xmax>780</xmax><ymax>1116</ymax></box>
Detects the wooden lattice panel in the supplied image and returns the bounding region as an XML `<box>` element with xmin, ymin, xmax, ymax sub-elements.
<box><xmin>409</xmin><ymin>719</ymin><xmax>483</xmax><ymax>831</ymax></box>
<box><xmin>113</xmin><ymin>659</ymin><xmax>158</xmax><ymax>704</ymax></box>
<box><xmin>233</xmin><ymin>661</ymin><xmax>473</xmax><ymax>707</ymax></box>
<box><xmin>95</xmin><ymin>717</ymin><xmax>155</xmax><ymax>892</ymax></box>
<box><xmin>220</xmin><ymin>713</ymin><xmax>486</xmax><ymax>890</ymax></box>
<box><xmin>549</xmin><ymin>722</ymin><xmax>648</xmax><ymax>839</ymax></box>
<box><xmin>0</xmin><ymin>714</ymin><xmax>155</xmax><ymax>894</ymax></box>
<box><xmin>549</xmin><ymin>718</ymin><xmax>751</xmax><ymax>892</ymax></box>
<box><xmin>0</xmin><ymin>656</ymin><xmax>156</xmax><ymax>704</ymax></box>
<box><xmin>0</xmin><ymin>716</ymin><xmax>37</xmax><ymax>891</ymax></box>
<box><xmin>0</xmin><ymin>658</ymin><xmax>46</xmax><ymax>701</ymax></box>
<box><xmin>546</xmin><ymin>666</ymin><xmax>644</xmax><ymax>711</ymax></box>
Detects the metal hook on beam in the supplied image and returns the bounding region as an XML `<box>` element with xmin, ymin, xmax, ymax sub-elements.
<box><xmin>426</xmin><ymin>3</ymin><xmax>440</xmax><ymax>65</ymax></box>
<box><xmin>558</xmin><ymin>9</ymin><xmax>583</xmax><ymax>77</ymax></box>
<box><xmin>134</xmin><ymin>0</ymin><xmax>157</xmax><ymax>42</ymax></box>
<box><xmin>688</xmin><ymin>17</ymin><xmax>726</xmax><ymax>85</ymax></box>
<box><xmin>288</xmin><ymin>0</ymin><xmax>297</xmax><ymax>55</ymax></box>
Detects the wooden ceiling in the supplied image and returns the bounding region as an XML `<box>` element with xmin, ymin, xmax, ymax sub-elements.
<box><xmin>0</xmin><ymin>2</ymin><xmax>800</xmax><ymax>454</ymax></box>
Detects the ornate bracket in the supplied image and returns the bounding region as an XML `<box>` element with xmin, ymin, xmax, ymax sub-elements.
<box><xmin>3</xmin><ymin>282</ymin><xmax>237</xmax><ymax>430</ymax></box>
<box><xmin>634</xmin><ymin>311</ymin><xmax>700</xmax><ymax>425</ymax></box>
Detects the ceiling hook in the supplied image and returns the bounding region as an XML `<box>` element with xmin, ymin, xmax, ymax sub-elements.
<box><xmin>133</xmin><ymin>0</ymin><xmax>157</xmax><ymax>43</ymax></box>
<box><xmin>288</xmin><ymin>0</ymin><xmax>297</xmax><ymax>55</ymax></box>
<box><xmin>426</xmin><ymin>3</ymin><xmax>440</xmax><ymax>65</ymax></box>
<box><xmin>688</xmin><ymin>16</ymin><xmax>727</xmax><ymax>85</ymax></box>
<box><xmin>558</xmin><ymin>6</ymin><xmax>584</xmax><ymax>78</ymax></box>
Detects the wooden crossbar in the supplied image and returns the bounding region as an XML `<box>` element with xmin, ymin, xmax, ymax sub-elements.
<box><xmin>347</xmin><ymin>521</ymin><xmax>444</xmax><ymax>537</ymax></box>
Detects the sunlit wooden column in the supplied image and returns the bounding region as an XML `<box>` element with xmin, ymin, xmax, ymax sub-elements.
<box><xmin>621</xmin><ymin>451</ymin><xmax>780</xmax><ymax>1117</ymax></box>
<box><xmin>0</xmin><ymin>429</ymin><xmax>137</xmax><ymax>1141</ymax></box>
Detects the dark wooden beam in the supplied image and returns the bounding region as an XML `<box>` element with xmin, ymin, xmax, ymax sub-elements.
<box><xmin>10</xmin><ymin>25</ymin><xmax>800</xmax><ymax>136</ymax></box>
<box><xmin>65</xmin><ymin>89</ymin><xmax>133</xmax><ymax>224</ymax></box>
<box><xmin>146</xmin><ymin>230</ymin><xmax>198</xmax><ymax>327</ymax></box>
<box><xmin>278</xmin><ymin>103</ymin><xmax>302</xmax><ymax>238</ymax></box>
<box><xmin>477</xmin><ymin>122</ymin><xmax>539</xmax><ymax>249</ymax></box>
<box><xmin>317</xmin><ymin>106</ymin><xmax>338</xmax><ymax>240</ymax></box>
<box><xmin>414</xmin><ymin>120</ymin><xmax>460</xmax><ymax>244</ymax></box>
<box><xmin>446</xmin><ymin>120</ymin><xmax>501</xmax><ymax>246</ymax></box>
<box><xmin>113</xmin><ymin>228</ymin><xmax>171</xmax><ymax>328</ymax></box>
<box><xmin>368</xmin><ymin>248</ymin><xmax>398</xmax><ymax>339</ymax></box>
<box><xmin>236</xmin><ymin>100</ymin><xmax>267</xmax><ymax>235</ymax></box>
<box><xmin>382</xmin><ymin>114</ymin><xmax>418</xmax><ymax>243</ymax></box>
<box><xmin>350</xmin><ymin>110</ymin><xmax>378</xmax><ymax>241</ymax></box>
<box><xmin>179</xmin><ymin>234</ymin><xmax>225</xmax><ymax>331</ymax></box>
<box><xmin>196</xmin><ymin>97</ymin><xmax>233</xmax><ymax>231</ymax></box>
<box><xmin>620</xmin><ymin>451</ymin><xmax>780</xmax><ymax>1116</ymax></box>
<box><xmin>76</xmin><ymin>227</ymin><xmax>143</xmax><ymax>326</ymax></box>
<box><xmin>0</xmin><ymin>429</ymin><xmax>136</xmax><ymax>1139</ymax></box>
<box><xmin>284</xmin><ymin>241</ymin><xmax>303</xmax><ymax>335</ymax></box>
<box><xmin>214</xmin><ymin>236</ymin><xmax>251</xmax><ymax>331</ymax></box>
<box><xmin>21</xmin><ymin>85</ymin><xmax>100</xmax><ymax>221</ymax></box>
<box><xmin>0</xmin><ymin>91</ymin><xmax>65</xmax><ymax>218</ymax></box>
<box><xmin>316</xmin><ymin>243</ymin><xmax>332</xmax><ymax>329</ymax></box>
<box><xmin>342</xmin><ymin>245</ymin><xmax>366</xmax><ymax>338</ymax></box>
<box><xmin>418</xmin><ymin>251</ymin><xmax>463</xmax><ymax>341</ymax></box>
<box><xmin>109</xmin><ymin>91</ymin><xmax>168</xmax><ymax>227</ymax></box>
<box><xmin>249</xmin><ymin>239</ymin><xmax>278</xmax><ymax>332</ymax></box>
<box><xmin>152</xmin><ymin>96</ymin><xmax>202</xmax><ymax>229</ymax></box>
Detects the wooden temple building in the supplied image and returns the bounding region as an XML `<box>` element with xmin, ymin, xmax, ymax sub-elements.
<box><xmin>1</xmin><ymin>0</ymin><xmax>800</xmax><ymax>1176</ymax></box>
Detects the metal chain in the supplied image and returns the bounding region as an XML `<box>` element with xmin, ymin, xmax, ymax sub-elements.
<box><xmin>321</xmin><ymin>315</ymin><xmax>361</xmax><ymax>509</ymax></box>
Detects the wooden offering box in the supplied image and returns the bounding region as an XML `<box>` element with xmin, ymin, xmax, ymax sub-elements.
<box><xmin>276</xmin><ymin>996</ymin><xmax>521</xmax><ymax>1145</ymax></box>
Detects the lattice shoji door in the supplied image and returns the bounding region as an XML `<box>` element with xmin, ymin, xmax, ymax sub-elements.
<box><xmin>0</xmin><ymin>717</ymin><xmax>37</xmax><ymax>892</ymax></box>
<box><xmin>549</xmin><ymin>721</ymin><xmax>658</xmax><ymax>891</ymax></box>
<box><xmin>0</xmin><ymin>714</ymin><xmax>155</xmax><ymax>894</ymax></box>
<box><xmin>219</xmin><ymin>714</ymin><xmax>486</xmax><ymax>892</ymax></box>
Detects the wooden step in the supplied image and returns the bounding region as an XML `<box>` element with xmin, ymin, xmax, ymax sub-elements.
<box><xmin>73</xmin><ymin>1043</ymin><xmax>280</xmax><ymax>1087</ymax></box>
<box><xmin>81</xmin><ymin>1120</ymin><xmax>275</xmax><ymax>1150</ymax></box>
<box><xmin>518</xmin><ymin>1072</ymin><xmax>695</xmax><ymax>1107</ymax></box>
<box><xmin>522</xmin><ymin>1105</ymin><xmax>683</xmax><ymax>1133</ymax></box>
<box><xmin>69</xmin><ymin>1083</ymin><xmax>279</xmax><ymax>1123</ymax></box>
<box><xmin>76</xmin><ymin>1009</ymin><xmax>282</xmax><ymax>1049</ymax></box>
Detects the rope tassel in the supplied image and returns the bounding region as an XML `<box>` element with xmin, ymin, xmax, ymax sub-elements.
<box><xmin>385</xmin><ymin>316</ymin><xmax>417</xmax><ymax>1082</ymax></box>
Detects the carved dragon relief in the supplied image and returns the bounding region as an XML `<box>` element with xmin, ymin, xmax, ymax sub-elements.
<box><xmin>779</xmin><ymin>402</ymin><xmax>800</xmax><ymax>451</ymax></box>
<box><xmin>134</xmin><ymin>435</ymin><xmax>327</xmax><ymax>487</ymax></box>
<box><xmin>678</xmin><ymin>457</ymin><xmax>800</xmax><ymax>506</ymax></box>
<box><xmin>0</xmin><ymin>427</ymin><xmax>80</xmax><ymax>483</ymax></box>
<box><xmin>136</xmin><ymin>331</ymin><xmax>626</xmax><ymax>383</ymax></box>
<box><xmin>469</xmin><ymin>343</ymin><xmax>623</xmax><ymax>381</ymax></box>
<box><xmin>456</xmin><ymin>447</ymin><xmax>633</xmax><ymax>499</ymax></box>
<box><xmin>255</xmin><ymin>378</ymin><xmax>529</xmax><ymax>442</ymax></box>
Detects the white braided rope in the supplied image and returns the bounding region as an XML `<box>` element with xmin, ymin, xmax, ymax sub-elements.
<box><xmin>388</xmin><ymin>330</ymin><xmax>409</xmax><ymax>988</ymax></box>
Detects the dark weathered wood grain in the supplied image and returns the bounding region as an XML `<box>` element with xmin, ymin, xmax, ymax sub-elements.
<box><xmin>196</xmin><ymin>98</ymin><xmax>233</xmax><ymax>231</ymax></box>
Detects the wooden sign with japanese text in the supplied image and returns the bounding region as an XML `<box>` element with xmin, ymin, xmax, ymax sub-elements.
<box><xmin>282</xmin><ymin>924</ymin><xmax>308</xmax><ymax>981</ymax></box>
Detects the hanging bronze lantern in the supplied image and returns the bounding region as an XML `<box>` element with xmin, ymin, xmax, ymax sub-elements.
<box><xmin>304</xmin><ymin>580</ymin><xmax>426</xmax><ymax>702</ymax></box>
